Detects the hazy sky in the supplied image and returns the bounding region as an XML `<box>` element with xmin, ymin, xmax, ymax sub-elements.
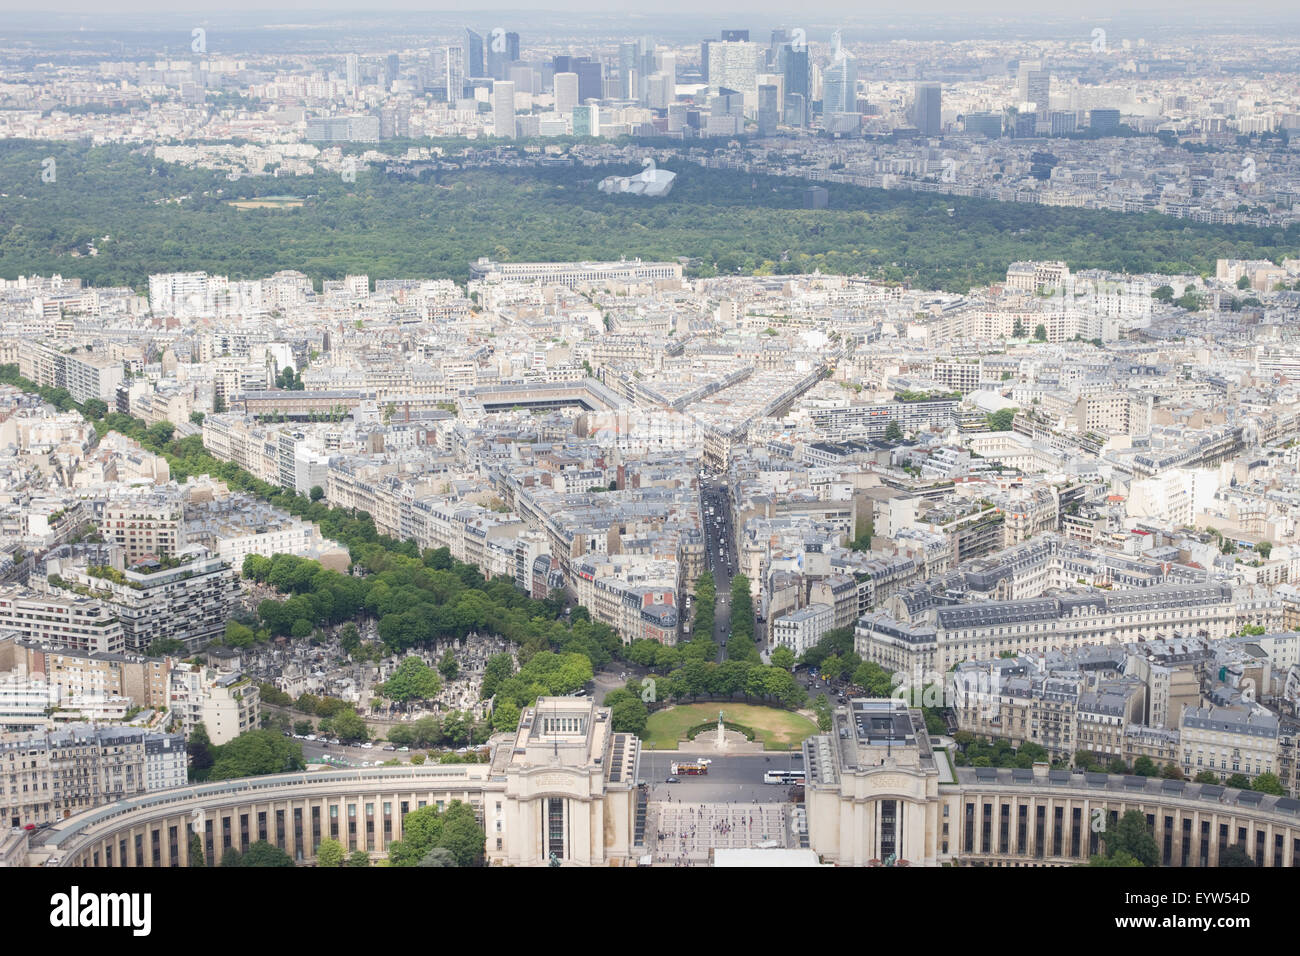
<box><xmin>0</xmin><ymin>0</ymin><xmax>1296</xmax><ymax>16</ymax></box>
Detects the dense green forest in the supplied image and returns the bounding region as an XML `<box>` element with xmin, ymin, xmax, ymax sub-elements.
<box><xmin>1</xmin><ymin>140</ymin><xmax>1295</xmax><ymax>293</ymax></box>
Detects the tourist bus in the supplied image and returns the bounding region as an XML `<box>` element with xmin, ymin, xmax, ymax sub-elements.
<box><xmin>670</xmin><ymin>762</ymin><xmax>708</xmax><ymax>775</ymax></box>
<box><xmin>764</xmin><ymin>770</ymin><xmax>806</xmax><ymax>785</ymax></box>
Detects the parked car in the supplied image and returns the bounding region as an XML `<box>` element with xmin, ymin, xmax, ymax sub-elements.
<box><xmin>360</xmin><ymin>742</ymin><xmax>374</xmax><ymax>749</ymax></box>
<box><xmin>398</xmin><ymin>746</ymin><xmax>410</xmax><ymax>752</ymax></box>
<box><xmin>383</xmin><ymin>745</ymin><xmax>396</xmax><ymax>751</ymax></box>
<box><xmin>666</xmin><ymin>776</ymin><xmax>680</xmax><ymax>784</ymax></box>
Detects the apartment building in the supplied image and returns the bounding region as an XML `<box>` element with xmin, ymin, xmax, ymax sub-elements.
<box><xmin>18</xmin><ymin>340</ymin><xmax>124</xmax><ymax>405</ymax></box>
<box><xmin>0</xmin><ymin>632</ymin><xmax>172</xmax><ymax>709</ymax></box>
<box><xmin>0</xmin><ymin>586</ymin><xmax>125</xmax><ymax>655</ymax></box>
<box><xmin>167</xmin><ymin>665</ymin><xmax>260</xmax><ymax>745</ymax></box>
<box><xmin>99</xmin><ymin>496</ymin><xmax>185</xmax><ymax>564</ymax></box>
<box><xmin>771</xmin><ymin>603</ymin><xmax>834</xmax><ymax>656</ymax></box>
<box><xmin>1180</xmin><ymin>705</ymin><xmax>1280</xmax><ymax>784</ymax></box>
<box><xmin>0</xmin><ymin>725</ymin><xmax>186</xmax><ymax>828</ymax></box>
<box><xmin>50</xmin><ymin>548</ymin><xmax>239</xmax><ymax>652</ymax></box>
<box><xmin>859</xmin><ymin>582</ymin><xmax>1237</xmax><ymax>675</ymax></box>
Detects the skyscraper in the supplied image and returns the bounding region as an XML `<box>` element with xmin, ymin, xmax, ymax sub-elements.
<box><xmin>619</xmin><ymin>42</ymin><xmax>638</xmax><ymax>98</ymax></box>
<box><xmin>758</xmin><ymin>84</ymin><xmax>779</xmax><ymax>135</ymax></box>
<box><xmin>576</xmin><ymin>60</ymin><xmax>602</xmax><ymax>103</ymax></box>
<box><xmin>721</xmin><ymin>29</ymin><xmax>750</xmax><ymax>42</ymax></box>
<box><xmin>572</xmin><ymin>104</ymin><xmax>597</xmax><ymax>136</ymax></box>
<box><xmin>486</xmin><ymin>29</ymin><xmax>519</xmax><ymax>80</ymax></box>
<box><xmin>493</xmin><ymin>80</ymin><xmax>516</xmax><ymax>137</ymax></box>
<box><xmin>466</xmin><ymin>28</ymin><xmax>485</xmax><ymax>78</ymax></box>
<box><xmin>385</xmin><ymin>53</ymin><xmax>399</xmax><ymax>87</ymax></box>
<box><xmin>445</xmin><ymin>45</ymin><xmax>466</xmax><ymax>102</ymax></box>
<box><xmin>911</xmin><ymin>82</ymin><xmax>942</xmax><ymax>135</ymax></box>
<box><xmin>554</xmin><ymin>72</ymin><xmax>579</xmax><ymax>114</ymax></box>
<box><xmin>1017</xmin><ymin>59</ymin><xmax>1050</xmax><ymax>114</ymax></box>
<box><xmin>345</xmin><ymin>53</ymin><xmax>360</xmax><ymax>92</ymax></box>
<box><xmin>781</xmin><ymin>43</ymin><xmax>809</xmax><ymax>119</ymax></box>
<box><xmin>708</xmin><ymin>40</ymin><xmax>760</xmax><ymax>94</ymax></box>
<box><xmin>822</xmin><ymin>35</ymin><xmax>856</xmax><ymax>116</ymax></box>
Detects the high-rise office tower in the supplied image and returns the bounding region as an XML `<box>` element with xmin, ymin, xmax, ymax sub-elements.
<box><xmin>912</xmin><ymin>81</ymin><xmax>942</xmax><ymax>135</ymax></box>
<box><xmin>784</xmin><ymin>92</ymin><xmax>807</xmax><ymax>128</ymax></box>
<box><xmin>486</xmin><ymin>30</ymin><xmax>518</xmax><ymax>80</ymax></box>
<box><xmin>781</xmin><ymin>43</ymin><xmax>809</xmax><ymax>112</ymax></box>
<box><xmin>493</xmin><ymin>80</ymin><xmax>515</xmax><ymax>137</ymax></box>
<box><xmin>487</xmin><ymin>39</ymin><xmax>507</xmax><ymax>79</ymax></box>
<box><xmin>822</xmin><ymin>35</ymin><xmax>856</xmax><ymax>116</ymax></box>
<box><xmin>345</xmin><ymin>53</ymin><xmax>360</xmax><ymax>92</ymax></box>
<box><xmin>509</xmin><ymin>65</ymin><xmax>537</xmax><ymax>94</ymax></box>
<box><xmin>699</xmin><ymin>40</ymin><xmax>711</xmax><ymax>82</ymax></box>
<box><xmin>553</xmin><ymin>55</ymin><xmax>578</xmax><ymax>74</ymax></box>
<box><xmin>576</xmin><ymin>60</ymin><xmax>602</xmax><ymax>102</ymax></box>
<box><xmin>554</xmin><ymin>72</ymin><xmax>579</xmax><ymax>114</ymax></box>
<box><xmin>1017</xmin><ymin>59</ymin><xmax>1050</xmax><ymax>114</ymax></box>
<box><xmin>757</xmin><ymin>84</ymin><xmax>779</xmax><ymax>135</ymax></box>
<box><xmin>721</xmin><ymin>29</ymin><xmax>750</xmax><ymax>41</ymax></box>
<box><xmin>465</xmin><ymin>28</ymin><xmax>485</xmax><ymax>78</ymax></box>
<box><xmin>708</xmin><ymin>40</ymin><xmax>760</xmax><ymax>94</ymax></box>
<box><xmin>385</xmin><ymin>53</ymin><xmax>399</xmax><ymax>87</ymax></box>
<box><xmin>572</xmin><ymin>104</ymin><xmax>597</xmax><ymax>136</ymax></box>
<box><xmin>619</xmin><ymin>42</ymin><xmax>638</xmax><ymax>98</ymax></box>
<box><xmin>445</xmin><ymin>45</ymin><xmax>466</xmax><ymax>102</ymax></box>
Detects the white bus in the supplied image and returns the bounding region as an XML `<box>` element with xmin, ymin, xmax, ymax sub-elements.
<box><xmin>763</xmin><ymin>770</ymin><xmax>806</xmax><ymax>785</ymax></box>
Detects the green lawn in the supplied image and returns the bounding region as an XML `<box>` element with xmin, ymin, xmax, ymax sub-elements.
<box><xmin>642</xmin><ymin>703</ymin><xmax>819</xmax><ymax>751</ymax></box>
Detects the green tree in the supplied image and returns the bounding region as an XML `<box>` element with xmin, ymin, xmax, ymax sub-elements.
<box><xmin>189</xmin><ymin>411</ymin><xmax>205</xmax><ymax>425</ymax></box>
<box><xmin>1132</xmin><ymin>756</ymin><xmax>1158</xmax><ymax>777</ymax></box>
<box><xmin>309</xmin><ymin>485</ymin><xmax>324</xmax><ymax>501</ymax></box>
<box><xmin>1218</xmin><ymin>844</ymin><xmax>1255</xmax><ymax>867</ymax></box>
<box><xmin>189</xmin><ymin>831</ymin><xmax>206</xmax><ymax>867</ymax></box>
<box><xmin>417</xmin><ymin>847</ymin><xmax>457</xmax><ymax>867</ymax></box>
<box><xmin>208</xmin><ymin>729</ymin><xmax>305</xmax><ymax>781</ymax></box>
<box><xmin>238</xmin><ymin>840</ymin><xmax>296</xmax><ymax>867</ymax></box>
<box><xmin>986</xmin><ymin>408</ymin><xmax>1016</xmax><ymax>431</ymax></box>
<box><xmin>380</xmin><ymin>657</ymin><xmax>442</xmax><ymax>703</ymax></box>
<box><xmin>145</xmin><ymin>421</ymin><xmax>175</xmax><ymax>447</ymax></box>
<box><xmin>316</xmin><ymin>838</ymin><xmax>345</xmax><ymax>867</ymax></box>
<box><xmin>331</xmin><ymin>708</ymin><xmax>370</xmax><ymax>743</ymax></box>
<box><xmin>770</xmin><ymin>646</ymin><xmax>796</xmax><ymax>671</ymax></box>
<box><xmin>188</xmin><ymin>722</ymin><xmax>215</xmax><ymax>781</ymax></box>
<box><xmin>1255</xmin><ymin>541</ymin><xmax>1272</xmax><ymax>560</ymax></box>
<box><xmin>293</xmin><ymin>719</ymin><xmax>313</xmax><ymax>736</ymax></box>
<box><xmin>1251</xmin><ymin>772</ymin><xmax>1285</xmax><ymax>795</ymax></box>
<box><xmin>438</xmin><ymin>648</ymin><xmax>460</xmax><ymax>681</ymax></box>
<box><xmin>1102</xmin><ymin>810</ymin><xmax>1159</xmax><ymax>867</ymax></box>
<box><xmin>1193</xmin><ymin>770</ymin><xmax>1219</xmax><ymax>784</ymax></box>
<box><xmin>1225</xmin><ymin>773</ymin><xmax>1253</xmax><ymax>790</ymax></box>
<box><xmin>1012</xmin><ymin>317</ymin><xmax>1026</xmax><ymax>337</ymax></box>
<box><xmin>1033</xmin><ymin>323</ymin><xmax>1047</xmax><ymax>341</ymax></box>
<box><xmin>1089</xmin><ymin>850</ymin><xmax>1144</xmax><ymax>867</ymax></box>
<box><xmin>388</xmin><ymin>800</ymin><xmax>484</xmax><ymax>867</ymax></box>
<box><xmin>348</xmin><ymin>850</ymin><xmax>371</xmax><ymax>867</ymax></box>
<box><xmin>608</xmin><ymin>694</ymin><xmax>649</xmax><ymax>736</ymax></box>
<box><xmin>83</xmin><ymin>398</ymin><xmax>108</xmax><ymax>420</ymax></box>
<box><xmin>884</xmin><ymin>420</ymin><xmax>903</xmax><ymax>442</ymax></box>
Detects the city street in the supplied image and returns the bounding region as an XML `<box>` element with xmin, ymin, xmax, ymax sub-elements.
<box><xmin>639</xmin><ymin>751</ymin><xmax>802</xmax><ymax>803</ymax></box>
<box><xmin>700</xmin><ymin>474</ymin><xmax>741</xmax><ymax>662</ymax></box>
